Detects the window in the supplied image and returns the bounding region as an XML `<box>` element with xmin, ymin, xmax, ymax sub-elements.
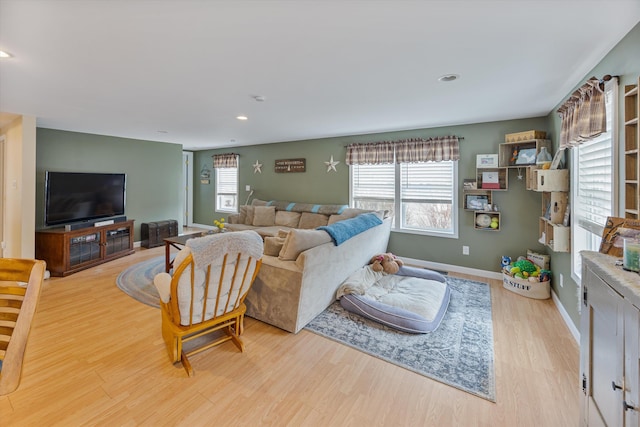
<box><xmin>571</xmin><ymin>81</ymin><xmax>618</xmax><ymax>281</ymax></box>
<box><xmin>215</xmin><ymin>166</ymin><xmax>238</xmax><ymax>213</ymax></box>
<box><xmin>351</xmin><ymin>161</ymin><xmax>458</xmax><ymax>237</ymax></box>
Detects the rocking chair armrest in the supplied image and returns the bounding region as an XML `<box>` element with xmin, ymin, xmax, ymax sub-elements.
<box><xmin>153</xmin><ymin>272</ymin><xmax>172</xmax><ymax>303</ymax></box>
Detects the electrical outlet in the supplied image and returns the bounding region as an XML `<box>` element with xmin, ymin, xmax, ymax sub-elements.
<box><xmin>559</xmin><ymin>273</ymin><xmax>564</xmax><ymax>288</ymax></box>
<box><xmin>462</xmin><ymin>245</ymin><xmax>469</xmax><ymax>255</ymax></box>
<box><xmin>245</xmin><ymin>185</ymin><xmax>251</xmax><ymax>192</ymax></box>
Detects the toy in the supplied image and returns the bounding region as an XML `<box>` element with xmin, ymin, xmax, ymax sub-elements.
<box><xmin>501</xmin><ymin>256</ymin><xmax>511</xmax><ymax>269</ymax></box>
<box><xmin>370</xmin><ymin>253</ymin><xmax>404</xmax><ymax>274</ymax></box>
<box><xmin>513</xmin><ymin>259</ymin><xmax>537</xmax><ymax>274</ymax></box>
<box><xmin>511</xmin><ymin>147</ymin><xmax>519</xmax><ymax>164</ymax></box>
<box><xmin>490</xmin><ymin>217</ymin><xmax>499</xmax><ymax>229</ymax></box>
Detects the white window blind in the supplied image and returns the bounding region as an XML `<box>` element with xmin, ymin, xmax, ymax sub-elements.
<box><xmin>571</xmin><ymin>81</ymin><xmax>617</xmax><ymax>281</ymax></box>
<box><xmin>216</xmin><ymin>167</ymin><xmax>238</xmax><ymax>213</ymax></box>
<box><xmin>575</xmin><ymin>134</ymin><xmax>614</xmax><ymax>236</ymax></box>
<box><xmin>400</xmin><ymin>162</ymin><xmax>455</xmax><ymax>233</ymax></box>
<box><xmin>351</xmin><ymin>163</ymin><xmax>395</xmax><ymax>215</ymax></box>
<box><xmin>350</xmin><ymin>161</ymin><xmax>457</xmax><ymax>236</ymax></box>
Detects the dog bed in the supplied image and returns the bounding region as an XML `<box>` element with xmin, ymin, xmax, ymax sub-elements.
<box><xmin>336</xmin><ymin>265</ymin><xmax>450</xmax><ymax>333</ymax></box>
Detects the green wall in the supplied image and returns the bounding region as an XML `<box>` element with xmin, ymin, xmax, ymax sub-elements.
<box><xmin>545</xmin><ymin>21</ymin><xmax>640</xmax><ymax>328</ymax></box>
<box><xmin>36</xmin><ymin>128</ymin><xmax>183</xmax><ymax>241</ymax></box>
<box><xmin>194</xmin><ymin>22</ymin><xmax>640</xmax><ymax>332</ymax></box>
<box><xmin>194</xmin><ymin>116</ymin><xmax>548</xmax><ymax>272</ymax></box>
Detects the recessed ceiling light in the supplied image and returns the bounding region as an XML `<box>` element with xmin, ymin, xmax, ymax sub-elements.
<box><xmin>0</xmin><ymin>50</ymin><xmax>12</xmax><ymax>58</ymax></box>
<box><xmin>157</xmin><ymin>130</ymin><xmax>168</xmax><ymax>134</ymax></box>
<box><xmin>252</xmin><ymin>95</ymin><xmax>266</xmax><ymax>102</ymax></box>
<box><xmin>438</xmin><ymin>74</ymin><xmax>460</xmax><ymax>82</ymax></box>
<box><xmin>236</xmin><ymin>115</ymin><xmax>248</xmax><ymax>121</ymax></box>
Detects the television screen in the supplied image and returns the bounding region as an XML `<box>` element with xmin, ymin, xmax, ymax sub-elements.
<box><xmin>45</xmin><ymin>171</ymin><xmax>126</xmax><ymax>226</ymax></box>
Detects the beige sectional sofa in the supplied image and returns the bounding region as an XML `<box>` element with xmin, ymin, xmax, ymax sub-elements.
<box><xmin>226</xmin><ymin>199</ymin><xmax>392</xmax><ymax>333</ymax></box>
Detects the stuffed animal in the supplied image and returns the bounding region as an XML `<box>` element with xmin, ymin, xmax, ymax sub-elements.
<box><xmin>370</xmin><ymin>253</ymin><xmax>404</xmax><ymax>274</ymax></box>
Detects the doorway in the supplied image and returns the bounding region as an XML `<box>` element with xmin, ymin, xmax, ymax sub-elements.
<box><xmin>182</xmin><ymin>151</ymin><xmax>193</xmax><ymax>227</ymax></box>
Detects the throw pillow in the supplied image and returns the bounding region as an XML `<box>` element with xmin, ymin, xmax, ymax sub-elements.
<box><xmin>252</xmin><ymin>206</ymin><xmax>276</xmax><ymax>226</ymax></box>
<box><xmin>237</xmin><ymin>206</ymin><xmax>248</xmax><ymax>224</ymax></box>
<box><xmin>264</xmin><ymin>236</ymin><xmax>286</xmax><ymax>256</ymax></box>
<box><xmin>275</xmin><ymin>211</ymin><xmax>301</xmax><ymax>228</ymax></box>
<box><xmin>278</xmin><ymin>229</ymin><xmax>332</xmax><ymax>261</ymax></box>
<box><xmin>298</xmin><ymin>212</ymin><xmax>329</xmax><ymax>229</ymax></box>
<box><xmin>244</xmin><ymin>206</ymin><xmax>256</xmax><ymax>225</ymax></box>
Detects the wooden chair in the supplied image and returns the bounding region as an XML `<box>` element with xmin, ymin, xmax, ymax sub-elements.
<box><xmin>153</xmin><ymin>231</ymin><xmax>263</xmax><ymax>376</ymax></box>
<box><xmin>0</xmin><ymin>258</ymin><xmax>46</xmax><ymax>395</ymax></box>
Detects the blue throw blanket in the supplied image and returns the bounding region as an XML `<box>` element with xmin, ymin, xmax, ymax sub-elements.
<box><xmin>317</xmin><ymin>213</ymin><xmax>383</xmax><ymax>246</ymax></box>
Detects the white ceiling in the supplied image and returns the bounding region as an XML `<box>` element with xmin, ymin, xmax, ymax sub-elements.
<box><xmin>1</xmin><ymin>0</ymin><xmax>639</xmax><ymax>151</ymax></box>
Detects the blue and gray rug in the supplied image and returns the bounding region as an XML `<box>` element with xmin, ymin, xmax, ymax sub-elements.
<box><xmin>305</xmin><ymin>276</ymin><xmax>496</xmax><ymax>402</ymax></box>
<box><xmin>116</xmin><ymin>256</ymin><xmax>165</xmax><ymax>308</ymax></box>
<box><xmin>117</xmin><ymin>258</ymin><xmax>495</xmax><ymax>401</ymax></box>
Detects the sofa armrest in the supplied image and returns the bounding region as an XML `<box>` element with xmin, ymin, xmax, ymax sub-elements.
<box><xmin>293</xmin><ymin>218</ymin><xmax>392</xmax><ymax>330</ymax></box>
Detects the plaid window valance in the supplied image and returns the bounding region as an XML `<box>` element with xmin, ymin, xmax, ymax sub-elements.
<box><xmin>212</xmin><ymin>153</ymin><xmax>239</xmax><ymax>168</ymax></box>
<box><xmin>557</xmin><ymin>76</ymin><xmax>607</xmax><ymax>149</ymax></box>
<box><xmin>346</xmin><ymin>136</ymin><xmax>459</xmax><ymax>165</ymax></box>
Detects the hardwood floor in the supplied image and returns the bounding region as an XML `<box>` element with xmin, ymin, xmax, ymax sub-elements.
<box><xmin>0</xmin><ymin>245</ymin><xmax>579</xmax><ymax>426</ymax></box>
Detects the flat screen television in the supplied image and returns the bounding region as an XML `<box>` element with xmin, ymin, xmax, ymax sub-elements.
<box><xmin>45</xmin><ymin>171</ymin><xmax>126</xmax><ymax>226</ymax></box>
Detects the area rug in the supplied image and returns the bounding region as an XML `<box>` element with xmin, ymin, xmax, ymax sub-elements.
<box><xmin>115</xmin><ymin>256</ymin><xmax>165</xmax><ymax>308</ymax></box>
<box><xmin>305</xmin><ymin>277</ymin><xmax>496</xmax><ymax>402</ymax></box>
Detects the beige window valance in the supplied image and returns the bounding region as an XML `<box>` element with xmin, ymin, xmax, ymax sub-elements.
<box><xmin>346</xmin><ymin>136</ymin><xmax>460</xmax><ymax>165</ymax></box>
<box><xmin>212</xmin><ymin>153</ymin><xmax>239</xmax><ymax>168</ymax></box>
<box><xmin>557</xmin><ymin>76</ymin><xmax>608</xmax><ymax>148</ymax></box>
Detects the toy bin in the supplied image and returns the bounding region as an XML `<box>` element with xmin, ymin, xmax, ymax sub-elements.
<box><xmin>502</xmin><ymin>273</ymin><xmax>551</xmax><ymax>300</ymax></box>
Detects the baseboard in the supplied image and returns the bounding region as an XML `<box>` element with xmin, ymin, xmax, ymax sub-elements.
<box><xmin>401</xmin><ymin>257</ymin><xmax>502</xmax><ymax>280</ymax></box>
<box><xmin>403</xmin><ymin>256</ymin><xmax>580</xmax><ymax>343</ymax></box>
<box><xmin>552</xmin><ymin>289</ymin><xmax>580</xmax><ymax>343</ymax></box>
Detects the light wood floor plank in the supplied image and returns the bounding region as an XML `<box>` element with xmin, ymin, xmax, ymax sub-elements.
<box><xmin>0</xmin><ymin>244</ymin><xmax>579</xmax><ymax>426</ymax></box>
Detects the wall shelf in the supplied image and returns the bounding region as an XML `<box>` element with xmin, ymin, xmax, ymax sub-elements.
<box><xmin>526</xmin><ymin>168</ymin><xmax>569</xmax><ymax>192</ymax></box>
<box><xmin>498</xmin><ymin>139</ymin><xmax>552</xmax><ymax>168</ymax></box>
<box><xmin>624</xmin><ymin>79</ymin><xmax>639</xmax><ymax>219</ymax></box>
<box><xmin>474</xmin><ymin>211</ymin><xmax>501</xmax><ymax>231</ymax></box>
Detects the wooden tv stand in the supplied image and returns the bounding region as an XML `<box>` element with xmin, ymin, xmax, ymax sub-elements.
<box><xmin>35</xmin><ymin>220</ymin><xmax>135</xmax><ymax>277</ymax></box>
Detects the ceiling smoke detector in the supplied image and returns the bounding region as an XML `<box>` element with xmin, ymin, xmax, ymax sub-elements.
<box><xmin>252</xmin><ymin>95</ymin><xmax>266</xmax><ymax>102</ymax></box>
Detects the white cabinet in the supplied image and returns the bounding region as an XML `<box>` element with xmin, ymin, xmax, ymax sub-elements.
<box><xmin>580</xmin><ymin>252</ymin><xmax>640</xmax><ymax>426</ymax></box>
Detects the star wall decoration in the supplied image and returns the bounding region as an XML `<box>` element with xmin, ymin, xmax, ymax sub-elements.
<box><xmin>252</xmin><ymin>160</ymin><xmax>263</xmax><ymax>174</ymax></box>
<box><xmin>324</xmin><ymin>155</ymin><xmax>339</xmax><ymax>172</ymax></box>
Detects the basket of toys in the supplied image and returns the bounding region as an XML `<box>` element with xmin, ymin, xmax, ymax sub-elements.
<box><xmin>500</xmin><ymin>251</ymin><xmax>551</xmax><ymax>300</ymax></box>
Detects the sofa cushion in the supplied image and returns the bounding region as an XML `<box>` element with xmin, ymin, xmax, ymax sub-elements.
<box><xmin>254</xmin><ymin>226</ymin><xmax>295</xmax><ymax>239</ymax></box>
<box><xmin>264</xmin><ymin>236</ymin><xmax>286</xmax><ymax>256</ymax></box>
<box><xmin>275</xmin><ymin>211</ymin><xmax>301</xmax><ymax>228</ymax></box>
<box><xmin>298</xmin><ymin>212</ymin><xmax>329</xmax><ymax>229</ymax></box>
<box><xmin>237</xmin><ymin>206</ymin><xmax>248</xmax><ymax>224</ymax></box>
<box><xmin>225</xmin><ymin>223</ymin><xmax>259</xmax><ymax>232</ymax></box>
<box><xmin>253</xmin><ymin>206</ymin><xmax>276</xmax><ymax>226</ymax></box>
<box><xmin>244</xmin><ymin>205</ymin><xmax>256</xmax><ymax>225</ymax></box>
<box><xmin>278</xmin><ymin>229</ymin><xmax>332</xmax><ymax>261</ymax></box>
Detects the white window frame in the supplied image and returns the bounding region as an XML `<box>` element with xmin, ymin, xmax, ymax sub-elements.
<box><xmin>350</xmin><ymin>161</ymin><xmax>458</xmax><ymax>238</ymax></box>
<box><xmin>571</xmin><ymin>80</ymin><xmax>618</xmax><ymax>284</ymax></box>
<box><xmin>215</xmin><ymin>165</ymin><xmax>238</xmax><ymax>214</ymax></box>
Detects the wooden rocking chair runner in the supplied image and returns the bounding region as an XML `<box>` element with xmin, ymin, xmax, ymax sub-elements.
<box><xmin>153</xmin><ymin>230</ymin><xmax>263</xmax><ymax>376</ymax></box>
<box><xmin>0</xmin><ymin>258</ymin><xmax>46</xmax><ymax>395</ymax></box>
